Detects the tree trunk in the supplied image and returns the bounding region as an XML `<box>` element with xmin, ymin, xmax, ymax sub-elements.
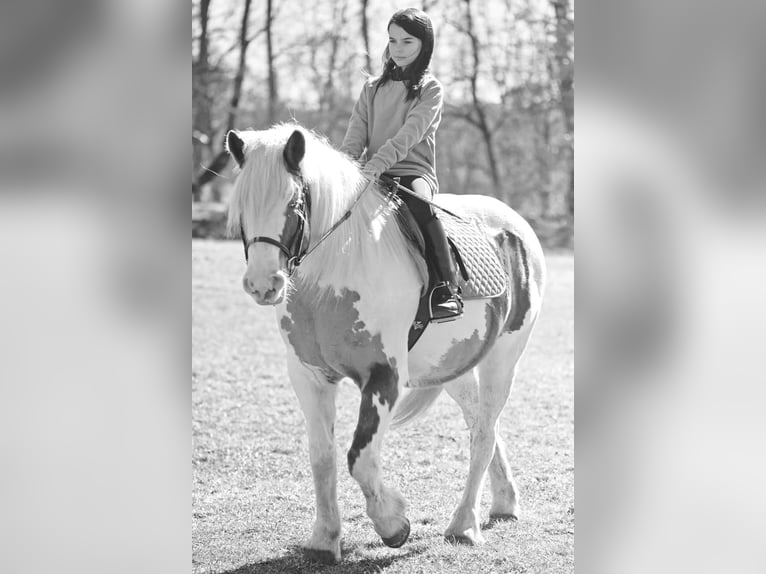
<box><xmin>194</xmin><ymin>0</ymin><xmax>252</xmax><ymax>189</ymax></box>
<box><xmin>321</xmin><ymin>0</ymin><xmax>348</xmax><ymax>114</ymax></box>
<box><xmin>266</xmin><ymin>0</ymin><xmax>278</xmax><ymax>124</ymax></box>
<box><xmin>192</xmin><ymin>0</ymin><xmax>212</xmax><ymax>201</ymax></box>
<box><xmin>551</xmin><ymin>0</ymin><xmax>574</xmax><ymax>216</ymax></box>
<box><xmin>360</xmin><ymin>0</ymin><xmax>372</xmax><ymax>74</ymax></box>
<box><xmin>196</xmin><ymin>0</ymin><xmax>210</xmax><ymax>67</ymax></box>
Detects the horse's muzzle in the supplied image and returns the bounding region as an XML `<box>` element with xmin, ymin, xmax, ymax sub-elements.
<box><xmin>242</xmin><ymin>272</ymin><xmax>286</xmax><ymax>305</ymax></box>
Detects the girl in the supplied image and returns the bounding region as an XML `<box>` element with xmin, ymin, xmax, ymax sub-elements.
<box><xmin>340</xmin><ymin>7</ymin><xmax>462</xmax><ymax>322</ymax></box>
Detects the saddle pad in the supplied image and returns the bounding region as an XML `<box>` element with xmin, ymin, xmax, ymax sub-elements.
<box><xmin>441</xmin><ymin>212</ymin><xmax>507</xmax><ymax>300</ymax></box>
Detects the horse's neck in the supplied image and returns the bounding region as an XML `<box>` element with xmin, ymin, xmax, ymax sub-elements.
<box><xmin>298</xmin><ymin>185</ymin><xmax>414</xmax><ymax>293</ymax></box>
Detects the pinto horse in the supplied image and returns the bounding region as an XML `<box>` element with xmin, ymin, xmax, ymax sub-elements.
<box><xmin>225</xmin><ymin>124</ymin><xmax>545</xmax><ymax>564</ymax></box>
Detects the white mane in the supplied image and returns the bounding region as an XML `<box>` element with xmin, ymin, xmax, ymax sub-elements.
<box><xmin>226</xmin><ymin>124</ymin><xmax>423</xmax><ymax>292</ymax></box>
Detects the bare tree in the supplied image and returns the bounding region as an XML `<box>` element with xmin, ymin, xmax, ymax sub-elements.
<box><xmin>194</xmin><ymin>0</ymin><xmax>211</xmax><ymax>72</ymax></box>
<box><xmin>360</xmin><ymin>0</ymin><xmax>372</xmax><ymax>74</ymax></box>
<box><xmin>320</xmin><ymin>0</ymin><xmax>349</xmax><ymax>114</ymax></box>
<box><xmin>194</xmin><ymin>0</ymin><xmax>253</xmax><ymax>191</ymax></box>
<box><xmin>192</xmin><ymin>0</ymin><xmax>212</xmax><ymax>201</ymax></box>
<box><xmin>454</xmin><ymin>0</ymin><xmax>501</xmax><ymax>188</ymax></box>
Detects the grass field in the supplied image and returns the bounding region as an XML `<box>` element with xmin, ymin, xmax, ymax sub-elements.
<box><xmin>193</xmin><ymin>239</ymin><xmax>573</xmax><ymax>574</ymax></box>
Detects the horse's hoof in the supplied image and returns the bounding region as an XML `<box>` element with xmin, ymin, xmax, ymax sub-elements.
<box><xmin>381</xmin><ymin>518</ymin><xmax>410</xmax><ymax>548</ymax></box>
<box><xmin>304</xmin><ymin>548</ymin><xmax>340</xmax><ymax>565</ymax></box>
<box><xmin>489</xmin><ymin>512</ymin><xmax>518</xmax><ymax>523</ymax></box>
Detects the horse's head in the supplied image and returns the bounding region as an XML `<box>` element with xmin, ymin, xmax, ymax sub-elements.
<box><xmin>226</xmin><ymin>127</ymin><xmax>311</xmax><ymax>305</ymax></box>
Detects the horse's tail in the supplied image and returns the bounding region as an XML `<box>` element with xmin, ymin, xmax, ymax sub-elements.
<box><xmin>390</xmin><ymin>387</ymin><xmax>443</xmax><ymax>428</ymax></box>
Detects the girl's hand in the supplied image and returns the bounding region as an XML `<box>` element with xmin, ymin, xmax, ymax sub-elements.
<box><xmin>361</xmin><ymin>164</ymin><xmax>381</xmax><ymax>182</ymax></box>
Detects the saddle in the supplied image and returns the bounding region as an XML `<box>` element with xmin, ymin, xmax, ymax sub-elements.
<box><xmin>397</xmin><ymin>202</ymin><xmax>508</xmax><ymax>350</ymax></box>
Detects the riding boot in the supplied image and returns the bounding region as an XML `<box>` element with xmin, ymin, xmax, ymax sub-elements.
<box><xmin>422</xmin><ymin>217</ymin><xmax>463</xmax><ymax>322</ymax></box>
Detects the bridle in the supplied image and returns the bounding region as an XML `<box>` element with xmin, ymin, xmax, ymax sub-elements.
<box><xmin>240</xmin><ymin>176</ymin><xmax>311</xmax><ymax>276</ymax></box>
<box><xmin>239</xmin><ymin>171</ymin><xmax>385</xmax><ymax>277</ymax></box>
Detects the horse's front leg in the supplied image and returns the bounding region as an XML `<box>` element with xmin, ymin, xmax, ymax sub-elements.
<box><xmin>287</xmin><ymin>355</ymin><xmax>341</xmax><ymax>564</ymax></box>
<box><xmin>347</xmin><ymin>360</ymin><xmax>410</xmax><ymax>548</ymax></box>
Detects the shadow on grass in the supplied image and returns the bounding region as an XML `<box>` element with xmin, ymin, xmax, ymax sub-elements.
<box><xmin>218</xmin><ymin>543</ymin><xmax>429</xmax><ymax>574</ymax></box>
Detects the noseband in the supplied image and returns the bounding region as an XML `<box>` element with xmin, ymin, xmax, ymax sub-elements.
<box><xmin>240</xmin><ymin>177</ymin><xmax>311</xmax><ymax>276</ymax></box>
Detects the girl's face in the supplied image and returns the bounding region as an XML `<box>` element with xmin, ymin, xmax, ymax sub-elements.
<box><xmin>387</xmin><ymin>23</ymin><xmax>422</xmax><ymax>69</ymax></box>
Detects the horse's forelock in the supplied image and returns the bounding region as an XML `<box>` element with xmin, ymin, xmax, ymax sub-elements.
<box><xmin>227</xmin><ymin>128</ymin><xmax>303</xmax><ymax>237</ymax></box>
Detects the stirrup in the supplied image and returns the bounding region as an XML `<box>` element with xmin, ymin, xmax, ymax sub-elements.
<box><xmin>429</xmin><ymin>282</ymin><xmax>463</xmax><ymax>323</ymax></box>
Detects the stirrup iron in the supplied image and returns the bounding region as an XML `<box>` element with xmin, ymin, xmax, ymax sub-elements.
<box><xmin>428</xmin><ymin>282</ymin><xmax>463</xmax><ymax>324</ymax></box>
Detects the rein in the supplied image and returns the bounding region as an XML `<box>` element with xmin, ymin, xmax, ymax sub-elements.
<box><xmin>240</xmin><ymin>171</ymin><xmax>461</xmax><ymax>276</ymax></box>
<box><xmin>377</xmin><ymin>174</ymin><xmax>465</xmax><ymax>220</ymax></box>
<box><xmin>296</xmin><ymin>178</ymin><xmax>375</xmax><ymax>264</ymax></box>
<box><xmin>297</xmin><ymin>175</ymin><xmax>465</xmax><ymax>267</ymax></box>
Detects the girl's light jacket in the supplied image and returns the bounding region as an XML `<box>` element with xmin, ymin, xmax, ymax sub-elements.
<box><xmin>340</xmin><ymin>74</ymin><xmax>443</xmax><ymax>194</ymax></box>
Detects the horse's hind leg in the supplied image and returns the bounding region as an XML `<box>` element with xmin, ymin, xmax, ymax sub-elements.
<box><xmin>287</xmin><ymin>355</ymin><xmax>341</xmax><ymax>564</ymax></box>
<box><xmin>484</xmin><ymin>323</ymin><xmax>540</xmax><ymax>522</ymax></box>
<box><xmin>444</xmin><ymin>335</ymin><xmax>526</xmax><ymax>544</ymax></box>
<box><xmin>347</xmin><ymin>361</ymin><xmax>410</xmax><ymax>548</ymax></box>
<box><xmin>444</xmin><ymin>370</ymin><xmax>488</xmax><ymax>544</ymax></box>
<box><xmin>444</xmin><ymin>369</ymin><xmax>503</xmax><ymax>544</ymax></box>
<box><xmin>446</xmin><ymin>377</ymin><xmax>520</xmax><ymax>527</ymax></box>
<box><xmin>487</xmin><ymin>434</ymin><xmax>520</xmax><ymax>521</ymax></box>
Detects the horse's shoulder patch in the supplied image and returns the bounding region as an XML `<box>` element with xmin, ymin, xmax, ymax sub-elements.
<box><xmin>285</xmin><ymin>284</ymin><xmax>396</xmax><ymax>385</ymax></box>
<box><xmin>281</xmin><ymin>293</ymin><xmax>328</xmax><ymax>370</ymax></box>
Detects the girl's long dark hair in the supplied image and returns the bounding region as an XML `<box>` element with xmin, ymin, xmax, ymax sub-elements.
<box><xmin>374</xmin><ymin>8</ymin><xmax>435</xmax><ymax>102</ymax></box>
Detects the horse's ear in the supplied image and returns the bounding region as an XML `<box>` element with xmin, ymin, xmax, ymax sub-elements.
<box><xmin>283</xmin><ymin>130</ymin><xmax>305</xmax><ymax>175</ymax></box>
<box><xmin>226</xmin><ymin>130</ymin><xmax>246</xmax><ymax>167</ymax></box>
